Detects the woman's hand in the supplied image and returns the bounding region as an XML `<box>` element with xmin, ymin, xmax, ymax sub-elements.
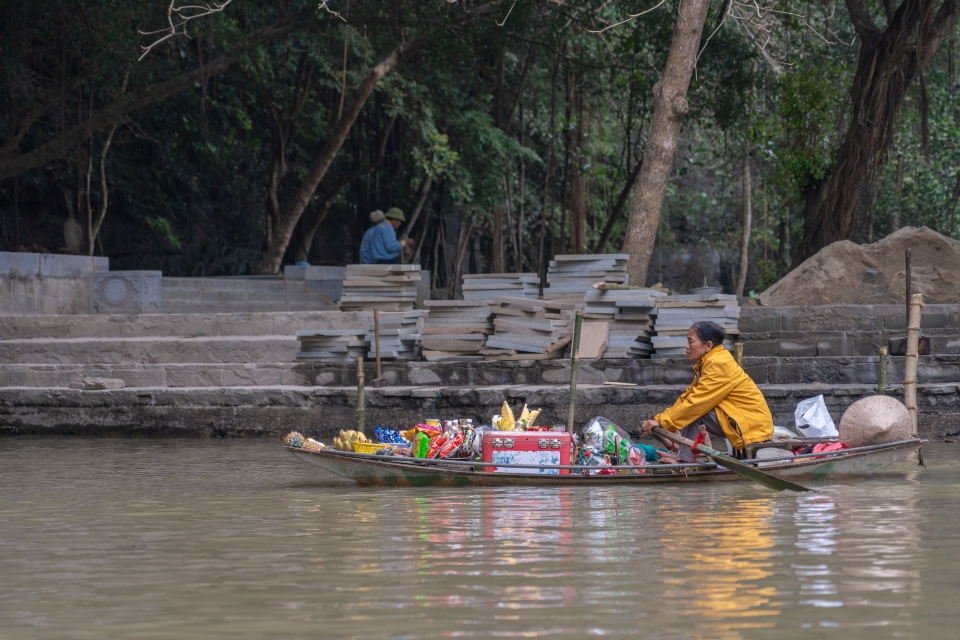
<box><xmin>640</xmin><ymin>419</ymin><xmax>660</xmax><ymax>436</ymax></box>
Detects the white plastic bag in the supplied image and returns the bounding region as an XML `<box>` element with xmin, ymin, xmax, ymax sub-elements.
<box><xmin>794</xmin><ymin>395</ymin><xmax>838</xmax><ymax>438</ymax></box>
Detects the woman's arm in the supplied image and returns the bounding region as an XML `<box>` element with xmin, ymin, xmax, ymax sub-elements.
<box><xmin>654</xmin><ymin>361</ymin><xmax>739</xmax><ymax>431</ymax></box>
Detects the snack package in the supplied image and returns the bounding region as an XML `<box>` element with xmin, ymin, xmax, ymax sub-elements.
<box><xmin>402</xmin><ymin>424</ymin><xmax>442</xmax><ymax>442</ymax></box>
<box><xmin>438</xmin><ymin>431</ymin><xmax>465</xmax><ymax>458</ymax></box>
<box><xmin>414</xmin><ymin>431</ymin><xmax>431</xmax><ymax>458</ymax></box>
<box><xmin>426</xmin><ymin>434</ymin><xmax>448</xmax><ymax>459</ymax></box>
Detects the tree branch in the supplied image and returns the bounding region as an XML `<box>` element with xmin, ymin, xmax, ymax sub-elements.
<box><xmin>845</xmin><ymin>0</ymin><xmax>882</xmax><ymax>45</ymax></box>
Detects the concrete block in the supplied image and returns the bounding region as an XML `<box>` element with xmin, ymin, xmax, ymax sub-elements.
<box><xmin>93</xmin><ymin>271</ymin><xmax>162</xmax><ymax>313</ymax></box>
<box><xmin>738</xmin><ymin>313</ymin><xmax>781</xmax><ymax>333</ymax></box>
<box><xmin>283</xmin><ymin>266</ymin><xmax>307</xmax><ymax>280</ymax></box>
<box><xmin>0</xmin><ymin>252</ymin><xmax>40</xmax><ymax>276</ymax></box>
<box><xmin>813</xmin><ymin>338</ymin><xmax>840</xmax><ymax>357</ymax></box>
<box><xmin>408</xmin><ymin>368</ymin><xmax>442</xmax><ymax>385</ymax></box>
<box><xmin>222</xmin><ymin>365</ymin><xmax>282</xmax><ymax>386</ymax></box>
<box><xmin>778</xmin><ymin>341</ymin><xmax>818</xmax><ymax>357</ymax></box>
<box><xmin>921</xmin><ymin>313</ymin><xmax>950</xmax><ymax>329</ymax></box>
<box><xmin>93</xmin><ymin>257</ymin><xmax>110</xmax><ymax>271</ymax></box>
<box><xmin>742</xmin><ymin>341</ymin><xmax>778</xmax><ymax>357</ymax></box>
<box><xmin>39</xmin><ymin>253</ymin><xmax>93</xmax><ymax>278</ymax></box>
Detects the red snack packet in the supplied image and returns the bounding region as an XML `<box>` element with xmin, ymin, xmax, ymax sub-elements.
<box><xmin>438</xmin><ymin>431</ymin><xmax>465</xmax><ymax>458</ymax></box>
<box><xmin>426</xmin><ymin>434</ymin><xmax>448</xmax><ymax>459</ymax></box>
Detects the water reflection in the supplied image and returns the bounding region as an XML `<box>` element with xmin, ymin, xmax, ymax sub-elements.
<box><xmin>0</xmin><ymin>439</ymin><xmax>954</xmax><ymax>639</ymax></box>
<box><xmin>790</xmin><ymin>485</ymin><xmax>922</xmax><ymax>633</ymax></box>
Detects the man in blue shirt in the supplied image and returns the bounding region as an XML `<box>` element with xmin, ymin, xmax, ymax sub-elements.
<box><xmin>359</xmin><ymin>208</ymin><xmax>412</xmax><ymax>264</ymax></box>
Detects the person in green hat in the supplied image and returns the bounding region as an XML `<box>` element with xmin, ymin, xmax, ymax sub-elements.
<box><xmin>359</xmin><ymin>207</ymin><xmax>412</xmax><ymax>264</ymax></box>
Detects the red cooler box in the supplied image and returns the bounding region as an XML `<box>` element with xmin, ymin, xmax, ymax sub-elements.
<box><xmin>481</xmin><ymin>430</ymin><xmax>573</xmax><ymax>475</ymax></box>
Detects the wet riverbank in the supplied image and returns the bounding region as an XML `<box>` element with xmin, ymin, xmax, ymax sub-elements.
<box><xmin>2</xmin><ymin>438</ymin><xmax>958</xmax><ymax>638</ymax></box>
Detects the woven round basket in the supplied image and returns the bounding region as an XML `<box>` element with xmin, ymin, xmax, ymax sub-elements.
<box><xmin>838</xmin><ymin>395</ymin><xmax>913</xmax><ymax>447</ymax></box>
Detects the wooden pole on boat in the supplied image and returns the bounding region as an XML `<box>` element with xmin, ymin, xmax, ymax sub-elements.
<box><xmin>904</xmin><ymin>293</ymin><xmax>923</xmax><ymax>436</ymax></box>
<box><xmin>356</xmin><ymin>356</ymin><xmax>366</xmax><ymax>436</ymax></box>
<box><xmin>566</xmin><ymin>309</ymin><xmax>584</xmax><ymax>434</ymax></box>
<box><xmin>733</xmin><ymin>343</ymin><xmax>744</xmax><ymax>366</ymax></box>
<box><xmin>371</xmin><ymin>309</ymin><xmax>387</xmax><ymax>387</ymax></box>
<box><xmin>877</xmin><ymin>345</ymin><xmax>888</xmax><ymax>395</ymax></box>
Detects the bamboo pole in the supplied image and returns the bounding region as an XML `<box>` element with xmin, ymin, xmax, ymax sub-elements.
<box><xmin>566</xmin><ymin>310</ymin><xmax>584</xmax><ymax>434</ymax></box>
<box><xmin>733</xmin><ymin>343</ymin><xmax>744</xmax><ymax>366</ymax></box>
<box><xmin>904</xmin><ymin>293</ymin><xmax>923</xmax><ymax>436</ymax></box>
<box><xmin>356</xmin><ymin>356</ymin><xmax>365</xmax><ymax>436</ymax></box>
<box><xmin>877</xmin><ymin>345</ymin><xmax>888</xmax><ymax>395</ymax></box>
<box><xmin>374</xmin><ymin>309</ymin><xmax>382</xmax><ymax>380</ymax></box>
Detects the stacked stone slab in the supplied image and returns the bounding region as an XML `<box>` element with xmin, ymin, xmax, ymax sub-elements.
<box><xmin>462</xmin><ymin>273</ymin><xmax>539</xmax><ymax>300</ymax></box>
<box><xmin>584</xmin><ymin>288</ymin><xmax>666</xmax><ymax>358</ymax></box>
<box><xmin>366</xmin><ymin>310</ymin><xmax>422</xmax><ymax>360</ymax></box>
<box><xmin>338</xmin><ymin>264</ymin><xmax>421</xmax><ymax>312</ymax></box>
<box><xmin>419</xmin><ymin>300</ymin><xmax>493</xmax><ymax>362</ymax></box>
<box><xmin>652</xmin><ymin>292</ymin><xmax>739</xmax><ymax>359</ymax></box>
<box><xmin>483</xmin><ymin>297</ymin><xmax>577</xmax><ymax>360</ymax></box>
<box><xmin>295</xmin><ymin>329</ymin><xmax>370</xmax><ymax>363</ymax></box>
<box><xmin>544</xmin><ymin>254</ymin><xmax>629</xmax><ymax>301</ymax></box>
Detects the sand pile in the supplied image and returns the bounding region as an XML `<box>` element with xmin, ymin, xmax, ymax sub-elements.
<box><xmin>759</xmin><ymin>226</ymin><xmax>960</xmax><ymax>306</ymax></box>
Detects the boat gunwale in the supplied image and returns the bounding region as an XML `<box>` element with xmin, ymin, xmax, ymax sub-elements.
<box><xmin>286</xmin><ymin>438</ymin><xmax>925</xmax><ymax>481</ymax></box>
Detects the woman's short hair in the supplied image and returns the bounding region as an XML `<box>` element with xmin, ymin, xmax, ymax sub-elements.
<box><xmin>691</xmin><ymin>321</ymin><xmax>725</xmax><ymax>348</ymax></box>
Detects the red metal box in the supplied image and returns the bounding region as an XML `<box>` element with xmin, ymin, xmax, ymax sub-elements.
<box><xmin>481</xmin><ymin>430</ymin><xmax>573</xmax><ymax>475</ymax></box>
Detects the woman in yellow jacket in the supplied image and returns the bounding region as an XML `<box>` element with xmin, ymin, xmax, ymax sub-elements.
<box><xmin>640</xmin><ymin>321</ymin><xmax>773</xmax><ymax>461</ymax></box>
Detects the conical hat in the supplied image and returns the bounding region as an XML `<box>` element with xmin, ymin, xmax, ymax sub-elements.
<box><xmin>838</xmin><ymin>395</ymin><xmax>913</xmax><ymax>447</ymax></box>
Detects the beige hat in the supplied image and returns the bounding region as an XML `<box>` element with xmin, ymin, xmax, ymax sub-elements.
<box><xmin>838</xmin><ymin>395</ymin><xmax>913</xmax><ymax>447</ymax></box>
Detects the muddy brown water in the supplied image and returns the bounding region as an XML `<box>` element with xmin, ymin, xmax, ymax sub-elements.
<box><xmin>1</xmin><ymin>439</ymin><xmax>958</xmax><ymax>639</ymax></box>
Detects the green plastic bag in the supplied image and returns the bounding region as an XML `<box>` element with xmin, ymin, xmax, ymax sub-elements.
<box><xmin>414</xmin><ymin>431</ymin><xmax>430</xmax><ymax>458</ymax></box>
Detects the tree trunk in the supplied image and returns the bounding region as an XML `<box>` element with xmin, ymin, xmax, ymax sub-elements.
<box><xmin>569</xmin><ymin>169</ymin><xmax>587</xmax><ymax>254</ymax></box>
<box><xmin>621</xmin><ymin>0</ymin><xmax>712</xmax><ymax>287</ymax></box>
<box><xmin>734</xmin><ymin>149</ymin><xmax>752</xmax><ymax>296</ymax></box>
<box><xmin>790</xmin><ymin>0</ymin><xmax>960</xmax><ymax>268</ymax></box>
<box><xmin>492</xmin><ymin>207</ymin><xmax>505</xmax><ymax>272</ymax></box>
<box><xmin>256</xmin><ymin>39</ymin><xmax>416</xmax><ymax>274</ymax></box>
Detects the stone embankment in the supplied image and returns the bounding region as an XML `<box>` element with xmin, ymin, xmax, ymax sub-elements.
<box><xmin>1</xmin><ymin>307</ymin><xmax>958</xmax><ymax>438</ymax></box>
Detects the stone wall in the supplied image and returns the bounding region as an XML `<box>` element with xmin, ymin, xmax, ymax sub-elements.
<box><xmin>1</xmin><ymin>381</ymin><xmax>956</xmax><ymax>438</ymax></box>
<box><xmin>0</xmin><ymin>252</ymin><xmax>109</xmax><ymax>315</ymax></box>
<box><xmin>739</xmin><ymin>304</ymin><xmax>960</xmax><ymax>357</ymax></box>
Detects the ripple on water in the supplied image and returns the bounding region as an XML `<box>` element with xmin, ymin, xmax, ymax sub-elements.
<box><xmin>0</xmin><ymin>438</ymin><xmax>957</xmax><ymax>639</ymax></box>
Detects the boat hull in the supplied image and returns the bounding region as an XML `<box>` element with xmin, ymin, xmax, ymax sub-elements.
<box><xmin>287</xmin><ymin>439</ymin><xmax>925</xmax><ymax>487</ymax></box>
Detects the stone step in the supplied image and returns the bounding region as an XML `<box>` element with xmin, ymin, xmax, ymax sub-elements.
<box><xmin>739</xmin><ymin>303</ymin><xmax>960</xmax><ymax>332</ymax></box>
<box><xmin>741</xmin><ymin>333</ymin><xmax>960</xmax><ymax>357</ymax></box>
<box><xmin>0</xmin><ymin>382</ymin><xmax>955</xmax><ymax>438</ymax></box>
<box><xmin>0</xmin><ymin>335</ymin><xmax>300</xmax><ymax>365</ymax></box>
<box><xmin>2</xmin><ymin>355</ymin><xmax>958</xmax><ymax>389</ymax></box>
<box><xmin>0</xmin><ymin>310</ymin><xmax>370</xmax><ymax>340</ymax></box>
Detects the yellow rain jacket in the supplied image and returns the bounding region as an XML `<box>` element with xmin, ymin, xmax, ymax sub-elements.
<box><xmin>654</xmin><ymin>345</ymin><xmax>773</xmax><ymax>450</ymax></box>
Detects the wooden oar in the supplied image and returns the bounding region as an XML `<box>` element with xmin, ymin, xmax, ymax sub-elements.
<box><xmin>652</xmin><ymin>427</ymin><xmax>815</xmax><ymax>493</ymax></box>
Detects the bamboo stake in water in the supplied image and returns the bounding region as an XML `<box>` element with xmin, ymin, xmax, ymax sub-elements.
<box><xmin>356</xmin><ymin>356</ymin><xmax>365</xmax><ymax>436</ymax></box>
<box><xmin>877</xmin><ymin>345</ymin><xmax>888</xmax><ymax>395</ymax></box>
<box><xmin>904</xmin><ymin>293</ymin><xmax>923</xmax><ymax>436</ymax></box>
<box><xmin>567</xmin><ymin>309</ymin><xmax>584</xmax><ymax>434</ymax></box>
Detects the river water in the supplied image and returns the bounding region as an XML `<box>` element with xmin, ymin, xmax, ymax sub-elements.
<box><xmin>1</xmin><ymin>438</ymin><xmax>957</xmax><ymax>639</ymax></box>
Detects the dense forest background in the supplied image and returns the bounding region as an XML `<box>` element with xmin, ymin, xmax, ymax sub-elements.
<box><xmin>1</xmin><ymin>0</ymin><xmax>958</xmax><ymax>296</ymax></box>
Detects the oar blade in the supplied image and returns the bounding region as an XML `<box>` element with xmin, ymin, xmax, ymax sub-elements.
<box><xmin>705</xmin><ymin>449</ymin><xmax>816</xmax><ymax>493</ymax></box>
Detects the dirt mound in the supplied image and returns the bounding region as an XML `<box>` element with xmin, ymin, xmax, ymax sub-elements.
<box><xmin>759</xmin><ymin>227</ymin><xmax>960</xmax><ymax>306</ymax></box>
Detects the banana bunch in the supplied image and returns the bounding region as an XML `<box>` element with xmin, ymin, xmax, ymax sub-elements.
<box><xmin>333</xmin><ymin>429</ymin><xmax>370</xmax><ymax>452</ymax></box>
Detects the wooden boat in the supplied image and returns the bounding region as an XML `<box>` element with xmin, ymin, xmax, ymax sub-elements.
<box><xmin>285</xmin><ymin>438</ymin><xmax>926</xmax><ymax>487</ymax></box>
